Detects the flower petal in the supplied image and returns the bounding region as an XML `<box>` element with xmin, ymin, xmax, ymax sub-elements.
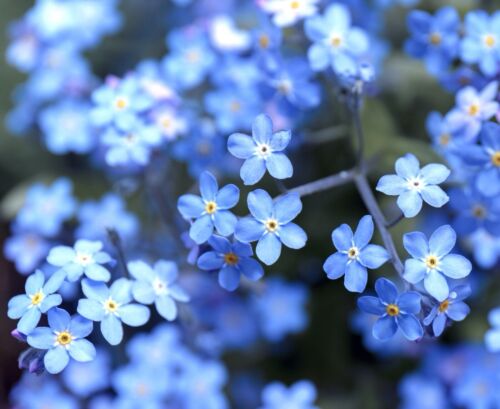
<box><xmin>155</xmin><ymin>296</ymin><xmax>177</xmax><ymax>321</ymax></box>
<box><xmin>189</xmin><ymin>214</ymin><xmax>214</xmax><ymax>244</ymax></box>
<box><xmin>199</xmin><ymin>171</ymin><xmax>218</xmax><ymax>201</ymax></box>
<box><xmin>214</xmin><ymin>211</ymin><xmax>237</xmax><ymax>237</ymax></box>
<box><xmin>332</xmin><ymin>224</ymin><xmax>353</xmax><ymax>252</ymax></box>
<box><xmin>256</xmin><ymin>233</ymin><xmax>282</xmax><ymax>265</ymax></box>
<box><xmin>265</xmin><ymin>153</ymin><xmax>293</xmax><ymax>180</ymax></box>
<box><xmin>216</xmin><ymin>184</ymin><xmax>239</xmax><ymax>209</ymax></box>
<box><xmin>344</xmin><ymin>261</ymin><xmax>367</xmax><ymax>293</ymax></box>
<box><xmin>439</xmin><ymin>254</ymin><xmax>472</xmax><ymax>279</ymax></box>
<box><xmin>373</xmin><ymin>315</ymin><xmax>398</xmax><ymax>341</ymax></box>
<box><xmin>375</xmin><ymin>278</ymin><xmax>398</xmax><ymax>304</ymax></box>
<box><xmin>247</xmin><ymin>189</ymin><xmax>273</xmax><ymax>221</ymax></box>
<box><xmin>397</xmin><ymin>190</ymin><xmax>423</xmax><ymax>218</ymax></box>
<box><xmin>273</xmin><ymin>193</ymin><xmax>302</xmax><ymax>224</ymax></box>
<box><xmin>252</xmin><ymin>114</ymin><xmax>272</xmax><ymax>144</ymax></box>
<box><xmin>429</xmin><ymin>225</ymin><xmax>456</xmax><ymax>257</ymax></box>
<box><xmin>357</xmin><ymin>296</ymin><xmax>386</xmax><ymax>315</ymax></box>
<box><xmin>358</xmin><ymin>244</ymin><xmax>389</xmax><ymax>269</ymax></box>
<box><xmin>177</xmin><ymin>194</ymin><xmax>205</xmax><ymax>219</ymax></box>
<box><xmin>68</xmin><ymin>339</ymin><xmax>96</xmax><ymax>362</ymax></box>
<box><xmin>279</xmin><ymin>223</ymin><xmax>307</xmax><ymax>250</ymax></box>
<box><xmin>240</xmin><ymin>156</ymin><xmax>267</xmax><ymax>185</ymax></box>
<box><xmin>323</xmin><ymin>252</ymin><xmax>347</xmax><ymax>280</ymax></box>
<box><xmin>119</xmin><ymin>304</ymin><xmax>150</xmax><ymax>326</ymax></box>
<box><xmin>228</xmin><ymin>132</ymin><xmax>255</xmax><ymax>159</ymax></box>
<box><xmin>44</xmin><ymin>347</ymin><xmax>69</xmax><ymax>374</ymax></box>
<box><xmin>376</xmin><ymin>175</ymin><xmax>407</xmax><ymax>196</ymax></box>
<box><xmin>420</xmin><ymin>186</ymin><xmax>449</xmax><ymax>208</ymax></box>
<box><xmin>235</xmin><ymin>217</ymin><xmax>265</xmax><ymax>243</ymax></box>
<box><xmin>424</xmin><ymin>270</ymin><xmax>449</xmax><ymax>302</ymax></box>
<box><xmin>402</xmin><ymin>259</ymin><xmax>427</xmax><ymax>284</ymax></box>
<box><xmin>101</xmin><ymin>315</ymin><xmax>123</xmax><ymax>345</ymax></box>
<box><xmin>395</xmin><ymin>153</ymin><xmax>420</xmax><ymax>179</ymax></box>
<box><xmin>396</xmin><ymin>314</ymin><xmax>423</xmax><ymax>341</ymax></box>
<box><xmin>218</xmin><ymin>266</ymin><xmax>241</xmax><ymax>291</ymax></box>
<box><xmin>403</xmin><ymin>231</ymin><xmax>429</xmax><ymax>259</ymax></box>
<box><xmin>353</xmin><ymin>215</ymin><xmax>374</xmax><ymax>249</ymax></box>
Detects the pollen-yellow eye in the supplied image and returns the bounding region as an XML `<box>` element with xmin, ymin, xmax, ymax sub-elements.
<box><xmin>347</xmin><ymin>247</ymin><xmax>359</xmax><ymax>260</ymax></box>
<box><xmin>259</xmin><ymin>34</ymin><xmax>270</xmax><ymax>49</ymax></box>
<box><xmin>30</xmin><ymin>291</ymin><xmax>45</xmax><ymax>306</ymax></box>
<box><xmin>56</xmin><ymin>331</ymin><xmax>73</xmax><ymax>346</ymax></box>
<box><xmin>484</xmin><ymin>34</ymin><xmax>496</xmax><ymax>48</ymax></box>
<box><xmin>205</xmin><ymin>201</ymin><xmax>217</xmax><ymax>214</ymax></box>
<box><xmin>224</xmin><ymin>252</ymin><xmax>239</xmax><ymax>265</ymax></box>
<box><xmin>265</xmin><ymin>219</ymin><xmax>279</xmax><ymax>232</ymax></box>
<box><xmin>491</xmin><ymin>151</ymin><xmax>500</xmax><ymax>167</ymax></box>
<box><xmin>330</xmin><ymin>36</ymin><xmax>342</xmax><ymax>47</ymax></box>
<box><xmin>425</xmin><ymin>255</ymin><xmax>439</xmax><ymax>269</ymax></box>
<box><xmin>438</xmin><ymin>299</ymin><xmax>450</xmax><ymax>313</ymax></box>
<box><xmin>386</xmin><ymin>304</ymin><xmax>399</xmax><ymax>316</ymax></box>
<box><xmin>115</xmin><ymin>98</ymin><xmax>127</xmax><ymax>110</ymax></box>
<box><xmin>468</xmin><ymin>103</ymin><xmax>479</xmax><ymax>116</ymax></box>
<box><xmin>429</xmin><ymin>32</ymin><xmax>441</xmax><ymax>45</ymax></box>
<box><xmin>290</xmin><ymin>0</ymin><xmax>300</xmax><ymax>9</ymax></box>
<box><xmin>104</xmin><ymin>299</ymin><xmax>119</xmax><ymax>313</ymax></box>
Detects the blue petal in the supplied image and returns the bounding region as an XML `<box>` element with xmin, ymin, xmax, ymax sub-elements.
<box><xmin>177</xmin><ymin>194</ymin><xmax>205</xmax><ymax>219</ymax></box>
<box><xmin>353</xmin><ymin>215</ymin><xmax>374</xmax><ymax>249</ymax></box>
<box><xmin>240</xmin><ymin>156</ymin><xmax>266</xmax><ymax>185</ymax></box>
<box><xmin>402</xmin><ymin>259</ymin><xmax>427</xmax><ymax>284</ymax></box>
<box><xmin>17</xmin><ymin>308</ymin><xmax>41</xmax><ymax>334</ymax></box>
<box><xmin>376</xmin><ymin>175</ymin><xmax>407</xmax><ymax>196</ymax></box>
<box><xmin>403</xmin><ymin>231</ymin><xmax>429</xmax><ymax>259</ymax></box>
<box><xmin>216</xmin><ymin>184</ymin><xmax>239</xmax><ymax>209</ymax></box>
<box><xmin>266</xmin><ymin>153</ymin><xmax>293</xmax><ymax>180</ymax></box>
<box><xmin>155</xmin><ymin>296</ymin><xmax>177</xmax><ymax>321</ymax></box>
<box><xmin>397</xmin><ymin>190</ymin><xmax>423</xmax><ymax>218</ymax></box>
<box><xmin>396</xmin><ymin>314</ymin><xmax>423</xmax><ymax>341</ymax></box>
<box><xmin>446</xmin><ymin>302</ymin><xmax>470</xmax><ymax>321</ymax></box>
<box><xmin>69</xmin><ymin>315</ymin><xmax>93</xmax><ymax>338</ymax></box>
<box><xmin>424</xmin><ymin>270</ymin><xmax>449</xmax><ymax>302</ymax></box>
<box><xmin>397</xmin><ymin>292</ymin><xmax>421</xmax><ymax>314</ymax></box>
<box><xmin>43</xmin><ymin>269</ymin><xmax>66</xmax><ymax>294</ymax></box>
<box><xmin>273</xmin><ymin>193</ymin><xmax>302</xmax><ymax>224</ymax></box>
<box><xmin>357</xmin><ymin>296</ymin><xmax>386</xmax><ymax>315</ymax></box>
<box><xmin>235</xmin><ymin>217</ymin><xmax>265</xmax><ymax>243</ymax></box>
<box><xmin>101</xmin><ymin>314</ymin><xmax>123</xmax><ymax>345</ymax></box>
<box><xmin>25</xmin><ymin>270</ymin><xmax>45</xmax><ymax>295</ymax></box>
<box><xmin>419</xmin><ymin>163</ymin><xmax>450</xmax><ymax>184</ymax></box>
<box><xmin>27</xmin><ymin>327</ymin><xmax>54</xmax><ymax>349</ymax></box>
<box><xmin>81</xmin><ymin>279</ymin><xmax>108</xmax><ymax>302</ymax></box>
<box><xmin>208</xmin><ymin>235</ymin><xmax>232</xmax><ymax>253</ymax></box>
<box><xmin>395</xmin><ymin>153</ymin><xmax>420</xmax><ymax>179</ymax></box>
<box><xmin>44</xmin><ymin>347</ymin><xmax>69</xmax><ymax>374</ymax></box>
<box><xmin>439</xmin><ymin>254</ymin><xmax>472</xmax><ymax>279</ymax></box>
<box><xmin>227</xmin><ymin>132</ymin><xmax>255</xmax><ymax>159</ymax></box>
<box><xmin>214</xmin><ymin>211</ymin><xmax>237</xmax><ymax>236</ymax></box>
<box><xmin>421</xmin><ymin>185</ymin><xmax>449</xmax><ymax>208</ymax></box>
<box><xmin>332</xmin><ymin>224</ymin><xmax>353</xmax><ymax>252</ymax></box>
<box><xmin>323</xmin><ymin>252</ymin><xmax>347</xmax><ymax>280</ymax></box>
<box><xmin>344</xmin><ymin>261</ymin><xmax>367</xmax><ymax>293</ymax></box>
<box><xmin>154</xmin><ymin>260</ymin><xmax>178</xmax><ymax>284</ymax></box>
<box><xmin>199</xmin><ymin>171</ymin><xmax>218</xmax><ymax>201</ymax></box>
<box><xmin>189</xmin><ymin>214</ymin><xmax>214</xmax><ymax>244</ymax></box>
<box><xmin>39</xmin><ymin>294</ymin><xmax>62</xmax><ymax>313</ymax></box>
<box><xmin>432</xmin><ymin>313</ymin><xmax>447</xmax><ymax>336</ymax></box>
<box><xmin>169</xmin><ymin>285</ymin><xmax>190</xmax><ymax>302</ymax></box>
<box><xmin>269</xmin><ymin>130</ymin><xmax>291</xmax><ymax>151</ymax></box>
<box><xmin>68</xmin><ymin>339</ymin><xmax>96</xmax><ymax>362</ymax></box>
<box><xmin>375</xmin><ymin>278</ymin><xmax>398</xmax><ymax>304</ymax></box>
<box><xmin>197</xmin><ymin>251</ymin><xmax>224</xmax><ymax>270</ymax></box>
<box><xmin>78</xmin><ymin>299</ymin><xmax>105</xmax><ymax>321</ymax></box>
<box><xmin>247</xmin><ymin>189</ymin><xmax>273</xmax><ymax>221</ymax></box>
<box><xmin>428</xmin><ymin>225</ymin><xmax>456</xmax><ymax>257</ymax></box>
<box><xmin>252</xmin><ymin>114</ymin><xmax>272</xmax><ymax>144</ymax></box>
<box><xmin>110</xmin><ymin>278</ymin><xmax>132</xmax><ymax>304</ymax></box>
<box><xmin>238</xmin><ymin>258</ymin><xmax>264</xmax><ymax>281</ymax></box>
<box><xmin>132</xmin><ymin>281</ymin><xmax>155</xmax><ymax>304</ymax></box>
<box><xmin>85</xmin><ymin>264</ymin><xmax>111</xmax><ymax>282</ymax></box>
<box><xmin>218</xmin><ymin>266</ymin><xmax>240</xmax><ymax>291</ymax></box>
<box><xmin>256</xmin><ymin>233</ymin><xmax>282</xmax><ymax>265</ymax></box>
<box><xmin>485</xmin><ymin>329</ymin><xmax>500</xmax><ymax>352</ymax></box>
<box><xmin>128</xmin><ymin>260</ymin><xmax>155</xmax><ymax>281</ymax></box>
<box><xmin>373</xmin><ymin>315</ymin><xmax>397</xmax><ymax>341</ymax></box>
<box><xmin>120</xmin><ymin>304</ymin><xmax>150</xmax><ymax>326</ymax></box>
<box><xmin>7</xmin><ymin>295</ymin><xmax>30</xmax><ymax>319</ymax></box>
<box><xmin>47</xmin><ymin>246</ymin><xmax>75</xmax><ymax>267</ymax></box>
<box><xmin>279</xmin><ymin>222</ymin><xmax>307</xmax><ymax>249</ymax></box>
<box><xmin>358</xmin><ymin>244</ymin><xmax>389</xmax><ymax>269</ymax></box>
<box><xmin>307</xmin><ymin>43</ymin><xmax>330</xmax><ymax>71</ymax></box>
<box><xmin>48</xmin><ymin>308</ymin><xmax>71</xmax><ymax>332</ymax></box>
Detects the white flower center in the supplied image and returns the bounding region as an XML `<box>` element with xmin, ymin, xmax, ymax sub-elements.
<box><xmin>255</xmin><ymin>143</ymin><xmax>272</xmax><ymax>158</ymax></box>
<box><xmin>406</xmin><ymin>177</ymin><xmax>425</xmax><ymax>192</ymax></box>
<box><xmin>152</xmin><ymin>277</ymin><xmax>168</xmax><ymax>296</ymax></box>
<box><xmin>103</xmin><ymin>298</ymin><xmax>120</xmax><ymax>315</ymax></box>
<box><xmin>75</xmin><ymin>252</ymin><xmax>94</xmax><ymax>266</ymax></box>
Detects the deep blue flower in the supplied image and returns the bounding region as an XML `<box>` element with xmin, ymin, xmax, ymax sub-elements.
<box><xmin>423</xmin><ymin>285</ymin><xmax>470</xmax><ymax>336</ymax></box>
<box><xmin>8</xmin><ymin>269</ymin><xmax>65</xmax><ymax>334</ymax></box>
<box><xmin>178</xmin><ymin>171</ymin><xmax>239</xmax><ymax>244</ymax></box>
<box><xmin>235</xmin><ymin>189</ymin><xmax>307</xmax><ymax>265</ymax></box>
<box><xmin>47</xmin><ymin>239</ymin><xmax>112</xmax><ymax>282</ymax></box>
<box><xmin>358</xmin><ymin>278</ymin><xmax>423</xmax><ymax>341</ymax></box>
<box><xmin>197</xmin><ymin>235</ymin><xmax>264</xmax><ymax>291</ymax></box>
<box><xmin>323</xmin><ymin>215</ymin><xmax>390</xmax><ymax>293</ymax></box>
<box><xmin>128</xmin><ymin>259</ymin><xmax>189</xmax><ymax>320</ymax></box>
<box><xmin>485</xmin><ymin>307</ymin><xmax>500</xmax><ymax>352</ymax></box>
<box><xmin>259</xmin><ymin>380</ymin><xmax>318</xmax><ymax>409</ymax></box>
<box><xmin>228</xmin><ymin>114</ymin><xmax>293</xmax><ymax>185</ymax></box>
<box><xmin>77</xmin><ymin>278</ymin><xmax>150</xmax><ymax>345</ymax></box>
<box><xmin>376</xmin><ymin>153</ymin><xmax>450</xmax><ymax>217</ymax></box>
<box><xmin>304</xmin><ymin>3</ymin><xmax>369</xmax><ymax>75</ymax></box>
<box><xmin>402</xmin><ymin>225</ymin><xmax>472</xmax><ymax>301</ymax></box>
<box><xmin>460</xmin><ymin>10</ymin><xmax>500</xmax><ymax>77</ymax></box>
<box><xmin>26</xmin><ymin>308</ymin><xmax>95</xmax><ymax>374</ymax></box>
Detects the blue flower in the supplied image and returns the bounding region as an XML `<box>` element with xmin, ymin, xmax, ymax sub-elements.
<box><xmin>4</xmin><ymin>232</ymin><xmax>49</xmax><ymax>275</ymax></box>
<box><xmin>228</xmin><ymin>114</ymin><xmax>293</xmax><ymax>185</ymax></box>
<box><xmin>459</xmin><ymin>122</ymin><xmax>500</xmax><ymax>197</ymax></box>
<box><xmin>358</xmin><ymin>278</ymin><xmax>423</xmax><ymax>341</ymax></box>
<box><xmin>323</xmin><ymin>215</ymin><xmax>390</xmax><ymax>293</ymax></box>
<box><xmin>460</xmin><ymin>10</ymin><xmax>500</xmax><ymax>77</ymax></box>
<box><xmin>235</xmin><ymin>190</ymin><xmax>307</xmax><ymax>265</ymax></box>
<box><xmin>423</xmin><ymin>285</ymin><xmax>470</xmax><ymax>336</ymax></box>
<box><xmin>376</xmin><ymin>153</ymin><xmax>450</xmax><ymax>218</ymax></box>
<box><xmin>485</xmin><ymin>307</ymin><xmax>500</xmax><ymax>352</ymax></box>
<box><xmin>8</xmin><ymin>269</ymin><xmax>65</xmax><ymax>334</ymax></box>
<box><xmin>259</xmin><ymin>380</ymin><xmax>318</xmax><ymax>409</ymax></box>
<box><xmin>405</xmin><ymin>7</ymin><xmax>460</xmax><ymax>74</ymax></box>
<box><xmin>47</xmin><ymin>239</ymin><xmax>112</xmax><ymax>282</ymax></box>
<box><xmin>197</xmin><ymin>235</ymin><xmax>264</xmax><ymax>291</ymax></box>
<box><xmin>304</xmin><ymin>3</ymin><xmax>369</xmax><ymax>75</ymax></box>
<box><xmin>77</xmin><ymin>278</ymin><xmax>150</xmax><ymax>345</ymax></box>
<box><xmin>26</xmin><ymin>308</ymin><xmax>96</xmax><ymax>374</ymax></box>
<box><xmin>178</xmin><ymin>171</ymin><xmax>239</xmax><ymax>244</ymax></box>
<box><xmin>128</xmin><ymin>259</ymin><xmax>190</xmax><ymax>320</ymax></box>
<box><xmin>261</xmin><ymin>0</ymin><xmax>319</xmax><ymax>27</ymax></box>
<box><xmin>402</xmin><ymin>225</ymin><xmax>472</xmax><ymax>301</ymax></box>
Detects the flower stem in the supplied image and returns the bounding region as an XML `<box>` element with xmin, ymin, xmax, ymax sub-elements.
<box><xmin>106</xmin><ymin>228</ymin><xmax>130</xmax><ymax>278</ymax></box>
<box><xmin>287</xmin><ymin>169</ymin><xmax>356</xmax><ymax>197</ymax></box>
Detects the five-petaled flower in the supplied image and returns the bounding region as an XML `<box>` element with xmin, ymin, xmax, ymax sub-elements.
<box><xmin>402</xmin><ymin>225</ymin><xmax>472</xmax><ymax>301</ymax></box>
<box><xmin>197</xmin><ymin>235</ymin><xmax>264</xmax><ymax>291</ymax></box>
<box><xmin>47</xmin><ymin>239</ymin><xmax>113</xmax><ymax>282</ymax></box>
<box><xmin>26</xmin><ymin>308</ymin><xmax>96</xmax><ymax>374</ymax></box>
<box><xmin>128</xmin><ymin>260</ymin><xmax>190</xmax><ymax>321</ymax></box>
<box><xmin>323</xmin><ymin>215</ymin><xmax>390</xmax><ymax>293</ymax></box>
<box><xmin>228</xmin><ymin>114</ymin><xmax>293</xmax><ymax>186</ymax></box>
<box><xmin>235</xmin><ymin>189</ymin><xmax>307</xmax><ymax>265</ymax></box>
<box><xmin>77</xmin><ymin>278</ymin><xmax>150</xmax><ymax>345</ymax></box>
<box><xmin>358</xmin><ymin>278</ymin><xmax>423</xmax><ymax>341</ymax></box>
<box><xmin>177</xmin><ymin>171</ymin><xmax>239</xmax><ymax>244</ymax></box>
<box><xmin>8</xmin><ymin>269</ymin><xmax>66</xmax><ymax>334</ymax></box>
<box><xmin>376</xmin><ymin>153</ymin><xmax>450</xmax><ymax>218</ymax></box>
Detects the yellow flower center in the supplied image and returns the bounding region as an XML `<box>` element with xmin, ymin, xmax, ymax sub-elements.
<box><xmin>347</xmin><ymin>247</ymin><xmax>359</xmax><ymax>260</ymax></box>
<box><xmin>224</xmin><ymin>252</ymin><xmax>239</xmax><ymax>265</ymax></box>
<box><xmin>115</xmin><ymin>98</ymin><xmax>127</xmax><ymax>110</ymax></box>
<box><xmin>205</xmin><ymin>201</ymin><xmax>217</xmax><ymax>214</ymax></box>
<box><xmin>259</xmin><ymin>34</ymin><xmax>270</xmax><ymax>49</ymax></box>
<box><xmin>30</xmin><ymin>291</ymin><xmax>45</xmax><ymax>306</ymax></box>
<box><xmin>429</xmin><ymin>32</ymin><xmax>441</xmax><ymax>45</ymax></box>
<box><xmin>484</xmin><ymin>34</ymin><xmax>496</xmax><ymax>48</ymax></box>
<box><xmin>265</xmin><ymin>219</ymin><xmax>279</xmax><ymax>232</ymax></box>
<box><xmin>386</xmin><ymin>304</ymin><xmax>399</xmax><ymax>316</ymax></box>
<box><xmin>472</xmin><ymin>204</ymin><xmax>487</xmax><ymax>219</ymax></box>
<box><xmin>425</xmin><ymin>255</ymin><xmax>439</xmax><ymax>269</ymax></box>
<box><xmin>230</xmin><ymin>100</ymin><xmax>241</xmax><ymax>112</ymax></box>
<box><xmin>290</xmin><ymin>0</ymin><xmax>300</xmax><ymax>9</ymax></box>
<box><xmin>438</xmin><ymin>299</ymin><xmax>450</xmax><ymax>313</ymax></box>
<box><xmin>439</xmin><ymin>133</ymin><xmax>450</xmax><ymax>146</ymax></box>
<box><xmin>491</xmin><ymin>151</ymin><xmax>500</xmax><ymax>167</ymax></box>
<box><xmin>468</xmin><ymin>103</ymin><xmax>480</xmax><ymax>116</ymax></box>
<box><xmin>330</xmin><ymin>35</ymin><xmax>342</xmax><ymax>47</ymax></box>
<box><xmin>104</xmin><ymin>298</ymin><xmax>119</xmax><ymax>313</ymax></box>
<box><xmin>56</xmin><ymin>331</ymin><xmax>73</xmax><ymax>346</ymax></box>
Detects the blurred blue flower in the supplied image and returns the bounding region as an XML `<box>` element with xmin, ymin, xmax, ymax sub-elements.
<box><xmin>261</xmin><ymin>0</ymin><xmax>319</xmax><ymax>27</ymax></box>
<box><xmin>399</xmin><ymin>374</ymin><xmax>448</xmax><ymax>409</ymax></box>
<box><xmin>485</xmin><ymin>307</ymin><xmax>500</xmax><ymax>353</ymax></box>
<box><xmin>4</xmin><ymin>231</ymin><xmax>49</xmax><ymax>275</ymax></box>
<box><xmin>259</xmin><ymin>380</ymin><xmax>318</xmax><ymax>409</ymax></box>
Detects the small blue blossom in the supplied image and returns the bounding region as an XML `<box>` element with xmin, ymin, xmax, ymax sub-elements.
<box><xmin>376</xmin><ymin>153</ymin><xmax>450</xmax><ymax>218</ymax></box>
<box><xmin>178</xmin><ymin>171</ymin><xmax>239</xmax><ymax>244</ymax></box>
<box><xmin>8</xmin><ymin>269</ymin><xmax>65</xmax><ymax>334</ymax></box>
<box><xmin>402</xmin><ymin>225</ymin><xmax>472</xmax><ymax>301</ymax></box>
<box><xmin>261</xmin><ymin>0</ymin><xmax>319</xmax><ymax>28</ymax></box>
<box><xmin>197</xmin><ymin>235</ymin><xmax>264</xmax><ymax>291</ymax></box>
<box><xmin>235</xmin><ymin>189</ymin><xmax>307</xmax><ymax>265</ymax></box>
<box><xmin>259</xmin><ymin>380</ymin><xmax>319</xmax><ymax>409</ymax></box>
<box><xmin>26</xmin><ymin>308</ymin><xmax>95</xmax><ymax>374</ymax></box>
<box><xmin>358</xmin><ymin>278</ymin><xmax>423</xmax><ymax>341</ymax></box>
<box><xmin>304</xmin><ymin>3</ymin><xmax>369</xmax><ymax>75</ymax></box>
<box><xmin>423</xmin><ymin>285</ymin><xmax>470</xmax><ymax>336</ymax></box>
<box><xmin>77</xmin><ymin>278</ymin><xmax>150</xmax><ymax>345</ymax></box>
<box><xmin>128</xmin><ymin>259</ymin><xmax>189</xmax><ymax>321</ymax></box>
<box><xmin>323</xmin><ymin>215</ymin><xmax>390</xmax><ymax>293</ymax></box>
<box><xmin>4</xmin><ymin>231</ymin><xmax>49</xmax><ymax>275</ymax></box>
<box><xmin>47</xmin><ymin>239</ymin><xmax>112</xmax><ymax>282</ymax></box>
<box><xmin>460</xmin><ymin>10</ymin><xmax>500</xmax><ymax>77</ymax></box>
<box><xmin>228</xmin><ymin>114</ymin><xmax>293</xmax><ymax>185</ymax></box>
<box><xmin>485</xmin><ymin>307</ymin><xmax>500</xmax><ymax>352</ymax></box>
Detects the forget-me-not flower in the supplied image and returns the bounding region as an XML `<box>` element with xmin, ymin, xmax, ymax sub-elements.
<box><xmin>228</xmin><ymin>114</ymin><xmax>293</xmax><ymax>185</ymax></box>
<box><xmin>423</xmin><ymin>285</ymin><xmax>470</xmax><ymax>336</ymax></box>
<box><xmin>77</xmin><ymin>278</ymin><xmax>150</xmax><ymax>345</ymax></box>
<box><xmin>26</xmin><ymin>308</ymin><xmax>95</xmax><ymax>374</ymax></box>
<box><xmin>197</xmin><ymin>235</ymin><xmax>264</xmax><ymax>291</ymax></box>
<box><xmin>485</xmin><ymin>307</ymin><xmax>500</xmax><ymax>352</ymax></box>
<box><xmin>376</xmin><ymin>153</ymin><xmax>450</xmax><ymax>218</ymax></box>
<box><xmin>358</xmin><ymin>278</ymin><xmax>423</xmax><ymax>341</ymax></box>
<box><xmin>8</xmin><ymin>269</ymin><xmax>65</xmax><ymax>334</ymax></box>
<box><xmin>128</xmin><ymin>259</ymin><xmax>189</xmax><ymax>321</ymax></box>
<box><xmin>177</xmin><ymin>171</ymin><xmax>239</xmax><ymax>244</ymax></box>
<box><xmin>259</xmin><ymin>380</ymin><xmax>319</xmax><ymax>409</ymax></box>
<box><xmin>402</xmin><ymin>225</ymin><xmax>472</xmax><ymax>301</ymax></box>
<box><xmin>261</xmin><ymin>0</ymin><xmax>319</xmax><ymax>28</ymax></box>
<box><xmin>47</xmin><ymin>239</ymin><xmax>112</xmax><ymax>282</ymax></box>
<box><xmin>323</xmin><ymin>215</ymin><xmax>390</xmax><ymax>293</ymax></box>
<box><xmin>235</xmin><ymin>189</ymin><xmax>307</xmax><ymax>265</ymax></box>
